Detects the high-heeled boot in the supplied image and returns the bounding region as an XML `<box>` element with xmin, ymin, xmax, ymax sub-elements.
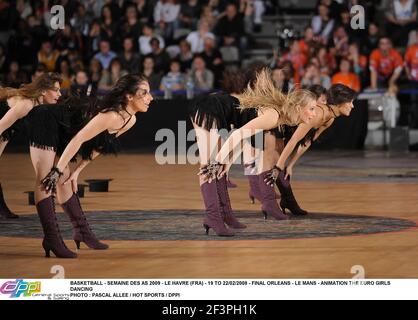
<box><xmin>258</xmin><ymin>171</ymin><xmax>289</xmax><ymax>220</ymax></box>
<box><xmin>61</xmin><ymin>193</ymin><xmax>108</xmax><ymax>250</ymax></box>
<box><xmin>0</xmin><ymin>183</ymin><xmax>19</xmax><ymax>219</ymax></box>
<box><xmin>36</xmin><ymin>196</ymin><xmax>77</xmax><ymax>258</ymax></box>
<box><xmin>247</xmin><ymin>175</ymin><xmax>262</xmax><ymax>204</ymax></box>
<box><xmin>201</xmin><ymin>181</ymin><xmax>234</xmax><ymax>236</ymax></box>
<box><xmin>216</xmin><ymin>176</ymin><xmax>246</xmax><ymax>229</ymax></box>
<box><xmin>276</xmin><ymin>171</ymin><xmax>308</xmax><ymax>216</ymax></box>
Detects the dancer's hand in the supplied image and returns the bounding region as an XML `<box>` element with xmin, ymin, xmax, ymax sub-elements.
<box><xmin>244</xmin><ymin>160</ymin><xmax>257</xmax><ymax>175</ymax></box>
<box><xmin>63</xmin><ymin>171</ymin><xmax>79</xmax><ymax>193</ymax></box>
<box><xmin>284</xmin><ymin>166</ymin><xmax>293</xmax><ymax>180</ymax></box>
<box><xmin>198</xmin><ymin>162</ymin><xmax>223</xmax><ymax>183</ymax></box>
<box><xmin>264</xmin><ymin>165</ymin><xmax>282</xmax><ymax>187</ymax></box>
<box><xmin>217</xmin><ymin>162</ymin><xmax>232</xmax><ymax>179</ymax></box>
<box><xmin>41</xmin><ymin>167</ymin><xmax>64</xmax><ymax>195</ymax></box>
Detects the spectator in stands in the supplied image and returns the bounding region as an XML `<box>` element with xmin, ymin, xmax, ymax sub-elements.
<box><xmin>176</xmin><ymin>39</ymin><xmax>194</xmax><ymax>72</ymax></box>
<box><xmin>186</xmin><ymin>19</ymin><xmax>216</xmax><ymax>54</ymax></box>
<box><xmin>301</xmin><ymin>62</ymin><xmax>331</xmax><ymax>89</ymax></box>
<box><xmin>280</xmin><ymin>40</ymin><xmax>308</xmax><ymax>84</ymax></box>
<box><xmin>94</xmin><ymin>39</ymin><xmax>117</xmax><ymax>70</ymax></box>
<box><xmin>369</xmin><ymin>37</ymin><xmax>403</xmax><ymax>89</ymax></box>
<box><xmin>67</xmin><ymin>49</ymin><xmax>84</xmax><ymax>73</ymax></box>
<box><xmin>142</xmin><ymin>56</ymin><xmax>162</xmax><ymax>91</ymax></box>
<box><xmin>138</xmin><ymin>24</ymin><xmax>165</xmax><ymax>56</ymax></box>
<box><xmin>271</xmin><ymin>67</ymin><xmax>290</xmax><ymax>93</ymax></box>
<box><xmin>153</xmin><ymin>0</ymin><xmax>181</xmax><ymax>40</ymax></box>
<box><xmin>386</xmin><ymin>0</ymin><xmax>417</xmax><ymax>47</ymax></box>
<box><xmin>31</xmin><ymin>63</ymin><xmax>47</xmax><ymax>81</ymax></box>
<box><xmin>148</xmin><ymin>37</ymin><xmax>171</xmax><ymax>74</ymax></box>
<box><xmin>26</xmin><ymin>14</ymin><xmax>49</xmax><ymax>50</ymax></box>
<box><xmin>347</xmin><ymin>42</ymin><xmax>368</xmax><ymax>76</ymax></box>
<box><xmin>405</xmin><ymin>31</ymin><xmax>418</xmax><ymax>82</ymax></box>
<box><xmin>311</xmin><ymin>4</ymin><xmax>335</xmax><ymax>44</ymax></box>
<box><xmin>119</xmin><ymin>37</ymin><xmax>141</xmax><ymax>74</ymax></box>
<box><xmin>98</xmin><ymin>57</ymin><xmax>128</xmax><ymax>91</ymax></box>
<box><xmin>320</xmin><ymin>0</ymin><xmax>343</xmax><ymax>23</ymax></box>
<box><xmin>16</xmin><ymin>0</ymin><xmax>33</xmax><ymax>19</ymax></box>
<box><xmin>88</xmin><ymin>58</ymin><xmax>104</xmax><ymax>88</ymax></box>
<box><xmin>332</xmin><ymin>58</ymin><xmax>361</xmax><ymax>92</ymax></box>
<box><xmin>54</xmin><ymin>23</ymin><xmax>83</xmax><ymax>53</ymax></box>
<box><xmin>70</xmin><ymin>2</ymin><xmax>92</xmax><ymax>36</ymax></box>
<box><xmin>360</xmin><ymin>22</ymin><xmax>380</xmax><ymax>56</ymax></box>
<box><xmin>278</xmin><ymin>60</ymin><xmax>296</xmax><ymax>90</ymax></box>
<box><xmin>316</xmin><ymin>45</ymin><xmax>336</xmax><ymax>74</ymax></box>
<box><xmin>136</xmin><ymin>0</ymin><xmax>154</xmax><ymax>24</ymax></box>
<box><xmin>214</xmin><ymin>3</ymin><xmax>246</xmax><ymax>50</ymax></box>
<box><xmin>86</xmin><ymin>20</ymin><xmax>103</xmax><ymax>56</ymax></box>
<box><xmin>201</xmin><ymin>36</ymin><xmax>224</xmax><ymax>86</ymax></box>
<box><xmin>100</xmin><ymin>4</ymin><xmax>118</xmax><ymax>47</ymax></box>
<box><xmin>191</xmin><ymin>55</ymin><xmax>214</xmax><ymax>90</ymax></box>
<box><xmin>299</xmin><ymin>26</ymin><xmax>317</xmax><ymax>60</ymax></box>
<box><xmin>179</xmin><ymin>0</ymin><xmax>202</xmax><ymax>29</ymax></box>
<box><xmin>160</xmin><ymin>59</ymin><xmax>186</xmax><ymax>91</ymax></box>
<box><xmin>37</xmin><ymin>39</ymin><xmax>60</xmax><ymax>72</ymax></box>
<box><xmin>328</xmin><ymin>25</ymin><xmax>350</xmax><ymax>59</ymax></box>
<box><xmin>56</xmin><ymin>58</ymin><xmax>73</xmax><ymax>90</ymax></box>
<box><xmin>118</xmin><ymin>3</ymin><xmax>143</xmax><ymax>45</ymax></box>
<box><xmin>70</xmin><ymin>70</ymin><xmax>96</xmax><ymax>97</ymax></box>
<box><xmin>4</xmin><ymin>61</ymin><xmax>28</xmax><ymax>87</ymax></box>
<box><xmin>200</xmin><ymin>5</ymin><xmax>218</xmax><ymax>31</ymax></box>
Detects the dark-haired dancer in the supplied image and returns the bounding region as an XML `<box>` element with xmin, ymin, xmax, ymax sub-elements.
<box><xmin>267</xmin><ymin>83</ymin><xmax>357</xmax><ymax>215</ymax></box>
<box><xmin>26</xmin><ymin>74</ymin><xmax>153</xmax><ymax>258</ymax></box>
<box><xmin>0</xmin><ymin>73</ymin><xmax>62</xmax><ymax>219</ymax></box>
<box><xmin>192</xmin><ymin>69</ymin><xmax>317</xmax><ymax>236</ymax></box>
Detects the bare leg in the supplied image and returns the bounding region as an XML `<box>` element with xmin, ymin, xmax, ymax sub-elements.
<box><xmin>56</xmin><ymin>166</ymin><xmax>74</xmax><ymax>205</ymax></box>
<box><xmin>260</xmin><ymin>131</ymin><xmax>280</xmax><ymax>172</ymax></box>
<box><xmin>30</xmin><ymin>146</ymin><xmax>57</xmax><ymax>203</ymax></box>
<box><xmin>192</xmin><ymin>121</ymin><xmax>222</xmax><ymax>186</ymax></box>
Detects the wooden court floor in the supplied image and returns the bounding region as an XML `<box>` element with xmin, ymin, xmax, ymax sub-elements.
<box><xmin>1</xmin><ymin>153</ymin><xmax>418</xmax><ymax>279</ymax></box>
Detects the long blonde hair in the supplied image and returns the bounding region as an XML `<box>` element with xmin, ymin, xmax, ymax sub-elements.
<box><xmin>0</xmin><ymin>72</ymin><xmax>62</xmax><ymax>101</ymax></box>
<box><xmin>234</xmin><ymin>68</ymin><xmax>316</xmax><ymax>126</ymax></box>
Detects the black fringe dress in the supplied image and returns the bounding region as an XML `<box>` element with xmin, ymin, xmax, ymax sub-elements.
<box><xmin>25</xmin><ymin>100</ymin><xmax>122</xmax><ymax>161</ymax></box>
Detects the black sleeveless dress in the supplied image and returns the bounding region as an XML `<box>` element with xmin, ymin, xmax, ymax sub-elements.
<box><xmin>25</xmin><ymin>100</ymin><xmax>125</xmax><ymax>161</ymax></box>
<box><xmin>0</xmin><ymin>100</ymin><xmax>27</xmax><ymax>142</ymax></box>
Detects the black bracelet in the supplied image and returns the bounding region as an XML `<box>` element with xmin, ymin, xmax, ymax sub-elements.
<box><xmin>51</xmin><ymin>166</ymin><xmax>64</xmax><ymax>177</ymax></box>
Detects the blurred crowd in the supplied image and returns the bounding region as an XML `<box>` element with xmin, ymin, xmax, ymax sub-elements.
<box><xmin>0</xmin><ymin>0</ymin><xmax>417</xmax><ymax>97</ymax></box>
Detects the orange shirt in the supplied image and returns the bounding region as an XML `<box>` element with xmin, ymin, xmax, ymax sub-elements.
<box><xmin>331</xmin><ymin>72</ymin><xmax>361</xmax><ymax>92</ymax></box>
<box><xmin>298</xmin><ymin>39</ymin><xmax>310</xmax><ymax>59</ymax></box>
<box><xmin>405</xmin><ymin>44</ymin><xmax>418</xmax><ymax>81</ymax></box>
<box><xmin>38</xmin><ymin>50</ymin><xmax>60</xmax><ymax>72</ymax></box>
<box><xmin>280</xmin><ymin>52</ymin><xmax>307</xmax><ymax>83</ymax></box>
<box><xmin>369</xmin><ymin>48</ymin><xmax>403</xmax><ymax>79</ymax></box>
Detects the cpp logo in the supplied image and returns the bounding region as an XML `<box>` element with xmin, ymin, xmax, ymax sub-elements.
<box><xmin>0</xmin><ymin>279</ymin><xmax>41</xmax><ymax>298</ymax></box>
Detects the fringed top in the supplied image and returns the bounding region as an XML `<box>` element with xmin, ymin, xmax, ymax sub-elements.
<box><xmin>281</xmin><ymin>125</ymin><xmax>318</xmax><ymax>147</ymax></box>
<box><xmin>25</xmin><ymin>100</ymin><xmax>122</xmax><ymax>161</ymax></box>
<box><xmin>188</xmin><ymin>94</ymin><xmax>243</xmax><ymax>131</ymax></box>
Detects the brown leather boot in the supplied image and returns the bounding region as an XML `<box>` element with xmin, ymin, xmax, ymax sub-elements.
<box><xmin>36</xmin><ymin>196</ymin><xmax>77</xmax><ymax>258</ymax></box>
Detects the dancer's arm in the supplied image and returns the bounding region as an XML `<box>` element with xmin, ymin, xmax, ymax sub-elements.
<box><xmin>215</xmin><ymin>108</ymin><xmax>279</xmax><ymax>165</ymax></box>
<box><xmin>55</xmin><ymin>112</ymin><xmax>119</xmax><ymax>172</ymax></box>
<box><xmin>285</xmin><ymin>119</ymin><xmax>334</xmax><ymax>178</ymax></box>
<box><xmin>275</xmin><ymin>123</ymin><xmax>313</xmax><ymax>170</ymax></box>
<box><xmin>0</xmin><ymin>99</ymin><xmax>32</xmax><ymax>136</ymax></box>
